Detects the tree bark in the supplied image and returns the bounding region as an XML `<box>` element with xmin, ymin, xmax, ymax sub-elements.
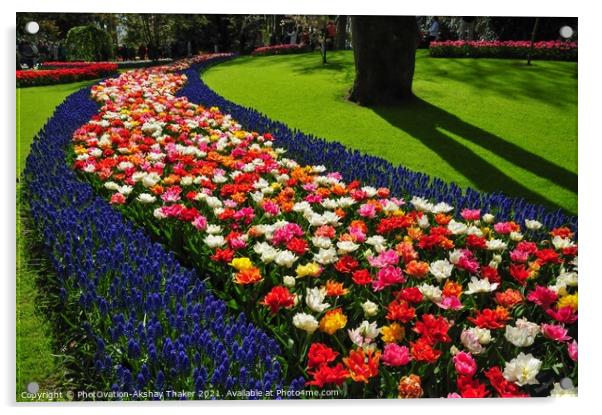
<box><xmin>335</xmin><ymin>16</ymin><xmax>347</xmax><ymax>50</ymax></box>
<box><xmin>349</xmin><ymin>16</ymin><xmax>419</xmax><ymax>106</ymax></box>
<box><xmin>527</xmin><ymin>17</ymin><xmax>540</xmax><ymax>66</ymax></box>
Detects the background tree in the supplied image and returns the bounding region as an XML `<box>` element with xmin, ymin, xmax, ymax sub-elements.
<box><xmin>349</xmin><ymin>16</ymin><xmax>420</xmax><ymax>106</ymax></box>
<box><xmin>65</xmin><ymin>25</ymin><xmax>113</xmax><ymax>61</ymax></box>
<box><xmin>118</xmin><ymin>14</ymin><xmax>174</xmax><ymax>59</ymax></box>
<box><xmin>335</xmin><ymin>15</ymin><xmax>348</xmax><ymax>50</ymax></box>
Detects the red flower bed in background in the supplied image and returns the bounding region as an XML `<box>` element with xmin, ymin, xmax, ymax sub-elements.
<box><xmin>429</xmin><ymin>40</ymin><xmax>577</xmax><ymax>61</ymax></box>
<box><xmin>40</xmin><ymin>61</ymin><xmax>111</xmax><ymax>68</ymax></box>
<box><xmin>16</xmin><ymin>62</ymin><xmax>118</xmax><ymax>87</ymax></box>
<box><xmin>251</xmin><ymin>44</ymin><xmax>308</xmax><ymax>56</ymax></box>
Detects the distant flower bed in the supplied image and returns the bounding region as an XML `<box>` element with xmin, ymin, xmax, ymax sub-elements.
<box><xmin>16</xmin><ymin>62</ymin><xmax>118</xmax><ymax>87</ymax></box>
<box><xmin>40</xmin><ymin>59</ymin><xmax>174</xmax><ymax>69</ymax></box>
<box><xmin>251</xmin><ymin>44</ymin><xmax>308</xmax><ymax>56</ymax></box>
<box><xmin>429</xmin><ymin>40</ymin><xmax>577</xmax><ymax>61</ymax></box>
<box><xmin>114</xmin><ymin>59</ymin><xmax>174</xmax><ymax>69</ymax></box>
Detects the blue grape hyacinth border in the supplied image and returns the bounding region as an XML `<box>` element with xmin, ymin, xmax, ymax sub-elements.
<box><xmin>179</xmin><ymin>56</ymin><xmax>577</xmax><ymax>238</ymax></box>
<box><xmin>22</xmin><ymin>86</ymin><xmax>305</xmax><ymax>400</ymax></box>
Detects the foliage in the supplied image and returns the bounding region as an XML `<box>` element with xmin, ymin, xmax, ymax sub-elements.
<box><xmin>118</xmin><ymin>14</ymin><xmax>267</xmax><ymax>58</ymax></box>
<box><xmin>17</xmin><ymin>12</ymin><xmax>94</xmax><ymax>42</ymax></box>
<box><xmin>488</xmin><ymin>17</ymin><xmax>577</xmax><ymax>42</ymax></box>
<box><xmin>65</xmin><ymin>25</ymin><xmax>114</xmax><ymax>61</ymax></box>
<box><xmin>418</xmin><ymin>17</ymin><xmax>578</xmax><ymax>43</ymax></box>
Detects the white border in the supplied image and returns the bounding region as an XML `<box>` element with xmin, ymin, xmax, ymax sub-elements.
<box><xmin>3</xmin><ymin>1</ymin><xmax>600</xmax><ymax>414</ymax></box>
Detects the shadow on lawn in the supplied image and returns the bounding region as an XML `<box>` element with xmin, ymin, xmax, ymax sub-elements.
<box><xmin>372</xmin><ymin>96</ymin><xmax>577</xmax><ymax>212</ymax></box>
<box><xmin>422</xmin><ymin>57</ymin><xmax>577</xmax><ymax>108</ymax></box>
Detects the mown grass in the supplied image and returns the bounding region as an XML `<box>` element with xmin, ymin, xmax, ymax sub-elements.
<box><xmin>203</xmin><ymin>50</ymin><xmax>577</xmax><ymax>214</ymax></box>
<box><xmin>16</xmin><ymin>80</ymin><xmax>96</xmax><ymax>176</ymax></box>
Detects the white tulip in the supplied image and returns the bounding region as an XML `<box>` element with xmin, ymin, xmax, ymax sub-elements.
<box><xmin>429</xmin><ymin>259</ymin><xmax>454</xmax><ymax>281</ymax></box>
<box><xmin>292</xmin><ymin>313</ymin><xmax>319</xmax><ymax>334</ymax></box>
<box><xmin>362</xmin><ymin>300</ymin><xmax>379</xmax><ymax>317</ymax></box>
<box><xmin>503</xmin><ymin>353</ymin><xmax>542</xmax><ymax>386</ymax></box>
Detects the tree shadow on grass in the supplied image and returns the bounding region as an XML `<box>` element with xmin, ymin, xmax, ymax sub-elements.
<box><xmin>372</xmin><ymin>96</ymin><xmax>577</xmax><ymax>212</ymax></box>
<box><xmin>422</xmin><ymin>57</ymin><xmax>577</xmax><ymax>108</ymax></box>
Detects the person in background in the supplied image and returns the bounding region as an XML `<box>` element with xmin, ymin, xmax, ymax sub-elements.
<box><xmin>287</xmin><ymin>27</ymin><xmax>298</xmax><ymax>45</ymax></box>
<box><xmin>460</xmin><ymin>16</ymin><xmax>476</xmax><ymax>40</ymax></box>
<box><xmin>326</xmin><ymin>20</ymin><xmax>337</xmax><ymax>50</ymax></box>
<box><xmin>18</xmin><ymin>41</ymin><xmax>33</xmax><ymax>68</ymax></box>
<box><xmin>300</xmin><ymin>27</ymin><xmax>310</xmax><ymax>47</ymax></box>
<box><xmin>309</xmin><ymin>27</ymin><xmax>319</xmax><ymax>50</ymax></box>
<box><xmin>30</xmin><ymin>42</ymin><xmax>39</xmax><ymax>67</ymax></box>
<box><xmin>138</xmin><ymin>44</ymin><xmax>147</xmax><ymax>60</ymax></box>
<box><xmin>51</xmin><ymin>42</ymin><xmax>59</xmax><ymax>61</ymax></box>
<box><xmin>58</xmin><ymin>41</ymin><xmax>67</xmax><ymax>61</ymax></box>
<box><xmin>38</xmin><ymin>41</ymin><xmax>48</xmax><ymax>63</ymax></box>
<box><xmin>117</xmin><ymin>44</ymin><xmax>125</xmax><ymax>61</ymax></box>
<box><xmin>427</xmin><ymin>17</ymin><xmax>441</xmax><ymax>47</ymax></box>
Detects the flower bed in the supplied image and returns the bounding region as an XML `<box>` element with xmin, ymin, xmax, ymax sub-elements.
<box><xmin>251</xmin><ymin>44</ymin><xmax>308</xmax><ymax>56</ymax></box>
<box><xmin>16</xmin><ymin>62</ymin><xmax>118</xmax><ymax>87</ymax></box>
<box><xmin>429</xmin><ymin>40</ymin><xmax>578</xmax><ymax>61</ymax></box>
<box><xmin>114</xmin><ymin>59</ymin><xmax>174</xmax><ymax>69</ymax></box>
<box><xmin>41</xmin><ymin>59</ymin><xmax>174</xmax><ymax>70</ymax></box>
<box><xmin>70</xmin><ymin>55</ymin><xmax>578</xmax><ymax>398</ymax></box>
<box><xmin>22</xmin><ymin>56</ymin><xmax>303</xmax><ymax>400</ymax></box>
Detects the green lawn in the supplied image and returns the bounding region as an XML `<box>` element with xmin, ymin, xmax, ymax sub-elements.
<box><xmin>16</xmin><ymin>80</ymin><xmax>96</xmax><ymax>176</ymax></box>
<box><xmin>16</xmin><ymin>80</ymin><xmax>96</xmax><ymax>400</ymax></box>
<box><xmin>203</xmin><ymin>50</ymin><xmax>577</xmax><ymax>214</ymax></box>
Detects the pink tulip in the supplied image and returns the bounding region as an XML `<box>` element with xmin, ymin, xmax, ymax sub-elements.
<box><xmin>510</xmin><ymin>249</ymin><xmax>530</xmax><ymax>263</ymax></box>
<box><xmin>460</xmin><ymin>209</ymin><xmax>481</xmax><ymax>221</ymax></box>
<box><xmin>541</xmin><ymin>323</ymin><xmax>571</xmax><ymax>342</ymax></box>
<box><xmin>546</xmin><ymin>306</ymin><xmax>578</xmax><ymax>324</ymax></box>
<box><xmin>371</xmin><ymin>266</ymin><xmax>405</xmax><ymax>292</ymax></box>
<box><xmin>381</xmin><ymin>344</ymin><xmax>411</xmax><ymax>367</ymax></box>
<box><xmin>453</xmin><ymin>351</ymin><xmax>477</xmax><ymax>376</ymax></box>
<box><xmin>110</xmin><ymin>192</ymin><xmax>126</xmax><ymax>205</ymax></box>
<box><xmin>436</xmin><ymin>295</ymin><xmax>464</xmax><ymax>311</ymax></box>
<box><xmin>568</xmin><ymin>340</ymin><xmax>578</xmax><ymax>361</ymax></box>
<box><xmin>191</xmin><ymin>215</ymin><xmax>208</xmax><ymax>231</ymax></box>
<box><xmin>527</xmin><ymin>286</ymin><xmax>558</xmax><ymax>308</ymax></box>
<box><xmin>367</xmin><ymin>249</ymin><xmax>399</xmax><ymax>268</ymax></box>
<box><xmin>358</xmin><ymin>203</ymin><xmax>376</xmax><ymax>218</ymax></box>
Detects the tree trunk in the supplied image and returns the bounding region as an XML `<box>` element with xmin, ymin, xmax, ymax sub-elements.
<box><xmin>335</xmin><ymin>16</ymin><xmax>347</xmax><ymax>50</ymax></box>
<box><xmin>273</xmin><ymin>14</ymin><xmax>284</xmax><ymax>44</ymax></box>
<box><xmin>527</xmin><ymin>17</ymin><xmax>540</xmax><ymax>66</ymax></box>
<box><xmin>349</xmin><ymin>16</ymin><xmax>419</xmax><ymax>106</ymax></box>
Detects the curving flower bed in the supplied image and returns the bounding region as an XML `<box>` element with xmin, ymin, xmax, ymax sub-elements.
<box><xmin>23</xmin><ymin>55</ymin><xmax>304</xmax><ymax>400</ymax></box>
<box><xmin>68</xmin><ymin>54</ymin><xmax>578</xmax><ymax>398</ymax></box>
<box><xmin>251</xmin><ymin>44</ymin><xmax>309</xmax><ymax>56</ymax></box>
<box><xmin>17</xmin><ymin>62</ymin><xmax>118</xmax><ymax>87</ymax></box>
<box><xmin>429</xmin><ymin>40</ymin><xmax>578</xmax><ymax>61</ymax></box>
